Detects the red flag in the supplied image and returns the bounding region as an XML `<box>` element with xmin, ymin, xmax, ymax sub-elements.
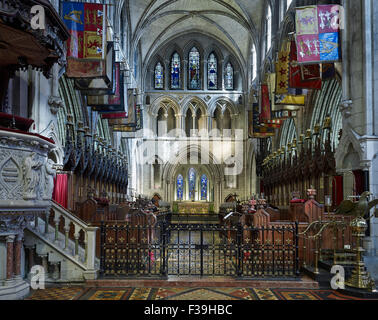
<box><xmin>260</xmin><ymin>84</ymin><xmax>271</xmax><ymax>123</ymax></box>
<box><xmin>101</xmin><ymin>112</ymin><xmax>127</xmax><ymax>119</ymax></box>
<box><xmin>290</xmin><ymin>41</ymin><xmax>322</xmax><ymax>90</ymax></box>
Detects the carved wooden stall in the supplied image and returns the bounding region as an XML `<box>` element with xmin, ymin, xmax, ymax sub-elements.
<box><xmin>62</xmin><ymin>116</ymin><xmax>129</xmax><ymax>212</ymax></box>
<box><xmin>249</xmin><ymin>198</ymin><xmax>353</xmax><ymax>270</ymax></box>
<box><xmin>262</xmin><ymin>118</ymin><xmax>337</xmax><ymax>210</ymax></box>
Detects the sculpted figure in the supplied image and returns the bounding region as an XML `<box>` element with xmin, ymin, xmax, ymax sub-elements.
<box><xmin>43</xmin><ymin>159</ymin><xmax>56</xmax><ymax>200</ymax></box>
<box><xmin>23</xmin><ymin>153</ymin><xmax>43</xmax><ymax>200</ymax></box>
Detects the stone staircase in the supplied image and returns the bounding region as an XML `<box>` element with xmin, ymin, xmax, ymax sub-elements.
<box><xmin>24</xmin><ymin>201</ymin><xmax>99</xmax><ymax>283</ymax></box>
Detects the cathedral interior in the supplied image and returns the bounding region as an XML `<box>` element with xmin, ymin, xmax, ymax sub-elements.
<box><xmin>0</xmin><ymin>0</ymin><xmax>378</xmax><ymax>302</ymax></box>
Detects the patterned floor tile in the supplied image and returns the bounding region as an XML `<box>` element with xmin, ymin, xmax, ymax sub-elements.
<box><xmin>128</xmin><ymin>288</ymin><xmax>153</xmax><ymax>300</ymax></box>
<box><xmin>160</xmin><ymin>288</ymin><xmax>239</xmax><ymax>300</ymax></box>
<box><xmin>25</xmin><ymin>286</ymin><xmax>377</xmax><ymax>301</ymax></box>
<box><xmin>88</xmin><ymin>290</ymin><xmax>126</xmax><ymax>300</ymax></box>
<box><xmin>25</xmin><ymin>286</ymin><xmax>84</xmax><ymax>300</ymax></box>
<box><xmin>251</xmin><ymin>288</ymin><xmax>279</xmax><ymax>300</ymax></box>
<box><xmin>278</xmin><ymin>291</ymin><xmax>319</xmax><ymax>300</ymax></box>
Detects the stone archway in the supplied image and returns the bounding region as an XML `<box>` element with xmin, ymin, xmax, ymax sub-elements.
<box><xmin>161</xmin><ymin>144</ymin><xmax>223</xmax><ymax>212</ymax></box>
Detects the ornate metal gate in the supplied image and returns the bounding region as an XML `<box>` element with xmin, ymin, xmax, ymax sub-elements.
<box><xmin>99</xmin><ymin>221</ymin><xmax>300</xmax><ymax>278</ymax></box>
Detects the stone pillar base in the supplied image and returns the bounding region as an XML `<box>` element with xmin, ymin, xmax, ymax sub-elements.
<box><xmin>83</xmin><ymin>270</ymin><xmax>98</xmax><ymax>280</ymax></box>
<box><xmin>4</xmin><ymin>279</ymin><xmax>16</xmax><ymax>287</ymax></box>
<box><xmin>0</xmin><ymin>280</ymin><xmax>30</xmax><ymax>300</ymax></box>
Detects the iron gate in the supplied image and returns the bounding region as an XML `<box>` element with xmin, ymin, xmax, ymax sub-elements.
<box><xmin>99</xmin><ymin>221</ymin><xmax>300</xmax><ymax>278</ymax></box>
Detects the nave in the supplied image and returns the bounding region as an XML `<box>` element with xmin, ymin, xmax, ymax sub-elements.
<box><xmin>0</xmin><ymin>0</ymin><xmax>378</xmax><ymax>302</ymax></box>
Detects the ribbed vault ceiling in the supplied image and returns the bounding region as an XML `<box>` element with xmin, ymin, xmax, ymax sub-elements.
<box><xmin>125</xmin><ymin>0</ymin><xmax>265</xmax><ymax>66</ymax></box>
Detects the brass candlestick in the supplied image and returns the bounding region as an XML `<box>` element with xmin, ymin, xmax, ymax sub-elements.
<box><xmin>345</xmin><ymin>217</ymin><xmax>376</xmax><ymax>292</ymax></box>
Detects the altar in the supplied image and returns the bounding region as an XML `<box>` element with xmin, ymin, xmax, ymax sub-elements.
<box><xmin>173</xmin><ymin>202</ymin><xmax>214</xmax><ymax>214</ymax></box>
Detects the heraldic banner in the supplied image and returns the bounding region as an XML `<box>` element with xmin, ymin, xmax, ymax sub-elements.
<box><xmin>295</xmin><ymin>5</ymin><xmax>342</xmax><ymax>64</ymax></box>
<box><xmin>62</xmin><ymin>1</ymin><xmax>106</xmax><ymax>60</ymax></box>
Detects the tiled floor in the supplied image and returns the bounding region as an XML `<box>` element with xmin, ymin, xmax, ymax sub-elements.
<box><xmin>25</xmin><ymin>286</ymin><xmax>376</xmax><ymax>300</ymax></box>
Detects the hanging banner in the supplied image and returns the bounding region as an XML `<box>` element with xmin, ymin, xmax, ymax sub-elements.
<box><xmin>318</xmin><ymin>5</ymin><xmax>342</xmax><ymax>34</ymax></box>
<box><xmin>88</xmin><ymin>62</ymin><xmax>123</xmax><ymax>112</ymax></box>
<box><xmin>289</xmin><ymin>40</ymin><xmax>322</xmax><ymax>90</ymax></box>
<box><xmin>260</xmin><ymin>84</ymin><xmax>271</xmax><ymax>124</ymax></box>
<box><xmin>275</xmin><ymin>41</ymin><xmax>290</xmax><ymax>94</ymax></box>
<box><xmin>265</xmin><ymin>119</ymin><xmax>283</xmax><ymax>129</ymax></box>
<box><xmin>62</xmin><ymin>1</ymin><xmax>106</xmax><ymax>60</ymax></box>
<box><xmin>295</xmin><ymin>5</ymin><xmax>342</xmax><ymax>64</ymax></box>
<box><xmin>107</xmin><ymin>89</ymin><xmax>137</xmax><ymax>129</ymax></box>
<box><xmin>101</xmin><ymin>112</ymin><xmax>127</xmax><ymax>120</ymax></box>
<box><xmin>295</xmin><ymin>6</ymin><xmax>318</xmax><ymax>35</ymax></box>
<box><xmin>72</xmin><ymin>42</ymin><xmax>114</xmax><ymax>92</ymax></box>
<box><xmin>65</xmin><ymin>59</ymin><xmax>105</xmax><ymax>78</ymax></box>
<box><xmin>319</xmin><ymin>32</ymin><xmax>340</xmax><ymax>61</ymax></box>
<box><xmin>275</xmin><ymin>91</ymin><xmax>306</xmax><ymax>106</ymax></box>
<box><xmin>272</xmin><ymin>110</ymin><xmax>297</xmax><ymax>120</ymax></box>
<box><xmin>249</xmin><ymin>106</ymin><xmax>275</xmax><ymax>139</ymax></box>
<box><xmin>322</xmin><ymin>63</ymin><xmax>336</xmax><ymax>80</ymax></box>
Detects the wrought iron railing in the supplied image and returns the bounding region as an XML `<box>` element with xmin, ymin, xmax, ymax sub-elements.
<box><xmin>99</xmin><ymin>221</ymin><xmax>300</xmax><ymax>278</ymax></box>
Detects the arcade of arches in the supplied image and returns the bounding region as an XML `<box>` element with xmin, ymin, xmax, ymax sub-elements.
<box><xmin>0</xmin><ymin>0</ymin><xmax>378</xmax><ymax>300</ymax></box>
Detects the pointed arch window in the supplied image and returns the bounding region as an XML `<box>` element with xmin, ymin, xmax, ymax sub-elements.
<box><xmin>225</xmin><ymin>62</ymin><xmax>234</xmax><ymax>90</ymax></box>
<box><xmin>200</xmin><ymin>174</ymin><xmax>208</xmax><ymax>201</ymax></box>
<box><xmin>154</xmin><ymin>62</ymin><xmax>164</xmax><ymax>89</ymax></box>
<box><xmin>189</xmin><ymin>47</ymin><xmax>200</xmax><ymax>90</ymax></box>
<box><xmin>171</xmin><ymin>52</ymin><xmax>181</xmax><ymax>89</ymax></box>
<box><xmin>266</xmin><ymin>6</ymin><xmax>272</xmax><ymax>52</ymax></box>
<box><xmin>177</xmin><ymin>174</ymin><xmax>184</xmax><ymax>201</ymax></box>
<box><xmin>208</xmin><ymin>53</ymin><xmax>218</xmax><ymax>90</ymax></box>
<box><xmin>188</xmin><ymin>168</ymin><xmax>196</xmax><ymax>200</ymax></box>
<box><xmin>252</xmin><ymin>45</ymin><xmax>257</xmax><ymax>81</ymax></box>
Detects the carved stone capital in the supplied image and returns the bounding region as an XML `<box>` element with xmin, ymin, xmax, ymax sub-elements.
<box><xmin>48</xmin><ymin>96</ymin><xmax>64</xmax><ymax>115</ymax></box>
<box><xmin>0</xmin><ymin>212</ymin><xmax>34</xmax><ymax>235</ymax></box>
<box><xmin>339</xmin><ymin>100</ymin><xmax>353</xmax><ymax>119</ymax></box>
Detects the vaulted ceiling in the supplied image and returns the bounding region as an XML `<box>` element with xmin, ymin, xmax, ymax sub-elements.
<box><xmin>123</xmin><ymin>0</ymin><xmax>266</xmax><ymax>68</ymax></box>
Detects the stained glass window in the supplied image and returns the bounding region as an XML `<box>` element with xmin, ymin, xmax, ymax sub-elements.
<box><xmin>208</xmin><ymin>53</ymin><xmax>217</xmax><ymax>90</ymax></box>
<box><xmin>189</xmin><ymin>47</ymin><xmax>200</xmax><ymax>90</ymax></box>
<box><xmin>177</xmin><ymin>174</ymin><xmax>184</xmax><ymax>201</ymax></box>
<box><xmin>188</xmin><ymin>168</ymin><xmax>196</xmax><ymax>200</ymax></box>
<box><xmin>154</xmin><ymin>62</ymin><xmax>164</xmax><ymax>89</ymax></box>
<box><xmin>171</xmin><ymin>52</ymin><xmax>181</xmax><ymax>89</ymax></box>
<box><xmin>225</xmin><ymin>62</ymin><xmax>234</xmax><ymax>90</ymax></box>
<box><xmin>200</xmin><ymin>174</ymin><xmax>208</xmax><ymax>201</ymax></box>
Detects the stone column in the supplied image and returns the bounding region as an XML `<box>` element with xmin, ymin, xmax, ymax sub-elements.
<box><xmin>167</xmin><ymin>180</ymin><xmax>172</xmax><ymax>203</ymax></box>
<box><xmin>25</xmin><ymin>245</ymin><xmax>35</xmax><ymax>280</ymax></box>
<box><xmin>83</xmin><ymin>227</ymin><xmax>98</xmax><ymax>280</ymax></box>
<box><xmin>40</xmin><ymin>254</ymin><xmax>49</xmax><ymax>275</ymax></box>
<box><xmin>51</xmin><ymin>262</ymin><xmax>60</xmax><ymax>281</ymax></box>
<box><xmin>230</xmin><ymin>114</ymin><xmax>238</xmax><ymax>136</ymax></box>
<box><xmin>175</xmin><ymin>114</ymin><xmax>184</xmax><ymax>137</ymax></box>
<box><xmin>6</xmin><ymin>235</ymin><xmax>15</xmax><ymax>284</ymax></box>
<box><xmin>14</xmin><ymin>234</ymin><xmax>23</xmax><ymax>281</ymax></box>
<box><xmin>219</xmin><ymin>115</ymin><xmax>224</xmax><ymax>137</ymax></box>
<box><xmin>192</xmin><ymin>114</ymin><xmax>196</xmax><ymax>136</ymax></box>
<box><xmin>205</xmin><ymin>115</ymin><xmax>211</xmax><ymax>134</ymax></box>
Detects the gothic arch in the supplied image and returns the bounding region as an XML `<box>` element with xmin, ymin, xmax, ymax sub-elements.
<box><xmin>183</xmin><ymin>40</ymin><xmax>205</xmax><ymax>61</ymax></box>
<box><xmin>208</xmin><ymin>97</ymin><xmax>238</xmax><ymax>117</ymax></box>
<box><xmin>149</xmin><ymin>95</ymin><xmax>180</xmax><ymax>117</ymax></box>
<box><xmin>161</xmin><ymin>144</ymin><xmax>223</xmax><ymax>183</ymax></box>
<box><xmin>203</xmin><ymin>44</ymin><xmax>224</xmax><ymax>64</ymax></box>
<box><xmin>161</xmin><ymin>144</ymin><xmax>224</xmax><ymax>209</ymax></box>
<box><xmin>335</xmin><ymin>124</ymin><xmax>365</xmax><ymax>172</ymax></box>
<box><xmin>40</xmin><ymin>120</ymin><xmax>64</xmax><ymax>165</ymax></box>
<box><xmin>181</xmin><ymin>96</ymin><xmax>209</xmax><ymax>117</ymax></box>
